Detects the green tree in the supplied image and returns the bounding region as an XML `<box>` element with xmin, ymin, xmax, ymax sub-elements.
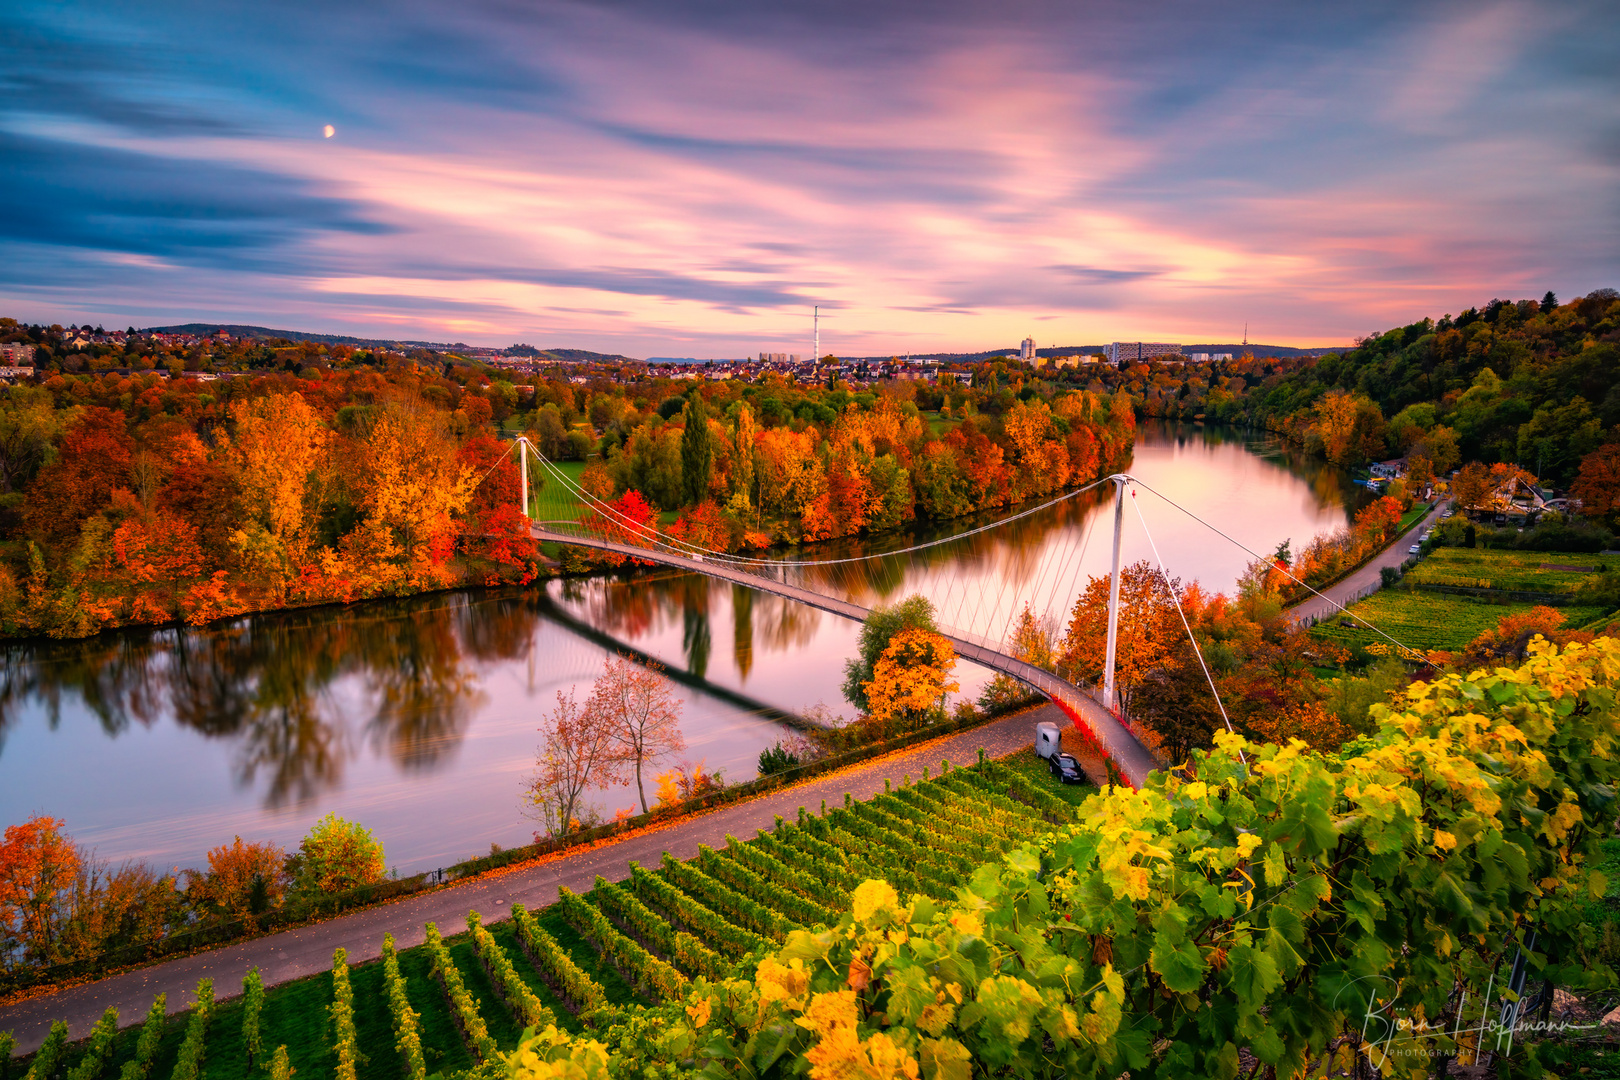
<box><xmin>680</xmin><ymin>395</ymin><xmax>712</xmax><ymax>506</ymax></box>
<box><xmin>841</xmin><ymin>594</ymin><xmax>940</xmax><ymax>713</ymax></box>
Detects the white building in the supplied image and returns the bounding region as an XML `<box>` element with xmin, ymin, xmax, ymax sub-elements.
<box><xmin>1187</xmin><ymin>352</ymin><xmax>1234</xmax><ymax>362</ymax></box>
<box><xmin>1105</xmin><ymin>342</ymin><xmax>1183</xmax><ymax>363</ymax></box>
<box><xmin>1020</xmin><ymin>337</ymin><xmax>1036</xmax><ymax>362</ymax></box>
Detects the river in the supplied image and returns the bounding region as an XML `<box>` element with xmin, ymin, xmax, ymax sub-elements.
<box><xmin>0</xmin><ymin>422</ymin><xmax>1368</xmax><ymax>875</ymax></box>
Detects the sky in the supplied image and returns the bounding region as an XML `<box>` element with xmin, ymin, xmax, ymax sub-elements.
<box><xmin>2</xmin><ymin>0</ymin><xmax>1616</xmax><ymax>358</ymax></box>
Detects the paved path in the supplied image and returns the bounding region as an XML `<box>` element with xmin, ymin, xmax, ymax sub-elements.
<box><xmin>0</xmin><ymin>705</ymin><xmax>1061</xmax><ymax>1053</ymax></box>
<box><xmin>1287</xmin><ymin>500</ymin><xmax>1451</xmax><ymax>627</ymax></box>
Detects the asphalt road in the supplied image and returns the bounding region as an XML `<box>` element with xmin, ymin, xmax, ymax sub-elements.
<box><xmin>1287</xmin><ymin>500</ymin><xmax>1452</xmax><ymax>627</ymax></box>
<box><xmin>0</xmin><ymin>704</ymin><xmax>1063</xmax><ymax>1054</ymax></box>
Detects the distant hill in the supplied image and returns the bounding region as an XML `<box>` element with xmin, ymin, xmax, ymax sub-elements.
<box><xmin>143</xmin><ymin>323</ymin><xmax>472</xmax><ymax>350</ymax></box>
<box><xmin>142</xmin><ymin>324</ymin><xmax>640</xmax><ymax>363</ymax></box>
<box><xmin>1181</xmin><ymin>343</ymin><xmax>1344</xmax><ymax>358</ymax></box>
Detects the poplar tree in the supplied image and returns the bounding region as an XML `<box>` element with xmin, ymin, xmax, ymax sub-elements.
<box><xmin>680</xmin><ymin>394</ymin><xmax>712</xmax><ymax>505</ymax></box>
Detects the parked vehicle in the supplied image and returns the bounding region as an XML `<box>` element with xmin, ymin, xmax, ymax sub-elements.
<box><xmin>1047</xmin><ymin>752</ymin><xmax>1087</xmax><ymax>785</ymax></box>
<box><xmin>1408</xmin><ymin>544</ymin><xmax>1422</xmax><ymax>555</ymax></box>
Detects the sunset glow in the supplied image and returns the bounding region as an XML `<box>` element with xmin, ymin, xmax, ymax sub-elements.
<box><xmin>2</xmin><ymin>0</ymin><xmax>1615</xmax><ymax>355</ymax></box>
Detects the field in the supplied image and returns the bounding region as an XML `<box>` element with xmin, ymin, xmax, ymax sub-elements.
<box><xmin>6</xmin><ymin>758</ymin><xmax>1080</xmax><ymax>1079</ymax></box>
<box><xmin>1404</xmin><ymin>546</ymin><xmax>1607</xmax><ymax>595</ymax></box>
<box><xmin>1309</xmin><ymin>587</ymin><xmax>1610</xmax><ymax>654</ymax></box>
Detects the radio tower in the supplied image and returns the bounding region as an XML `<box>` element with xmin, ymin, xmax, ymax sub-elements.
<box><xmin>813</xmin><ymin>305</ymin><xmax>820</xmax><ymax>364</ymax></box>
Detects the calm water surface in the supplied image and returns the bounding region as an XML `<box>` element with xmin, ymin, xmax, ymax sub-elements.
<box><xmin>0</xmin><ymin>423</ymin><xmax>1366</xmax><ymax>874</ymax></box>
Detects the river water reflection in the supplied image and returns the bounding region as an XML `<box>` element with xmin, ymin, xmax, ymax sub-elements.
<box><xmin>0</xmin><ymin>422</ymin><xmax>1367</xmax><ymax>874</ymax></box>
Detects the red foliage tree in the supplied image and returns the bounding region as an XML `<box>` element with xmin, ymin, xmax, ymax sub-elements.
<box><xmin>23</xmin><ymin>407</ymin><xmax>134</xmax><ymax>544</ymax></box>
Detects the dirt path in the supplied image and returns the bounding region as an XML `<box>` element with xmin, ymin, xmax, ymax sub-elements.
<box><xmin>0</xmin><ymin>705</ymin><xmax>1058</xmax><ymax>1054</ymax></box>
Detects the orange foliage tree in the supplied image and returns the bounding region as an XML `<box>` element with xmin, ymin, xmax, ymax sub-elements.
<box><xmin>192</xmin><ymin>836</ymin><xmax>290</xmax><ymax>930</ymax></box>
<box><xmin>1352</xmin><ymin>495</ymin><xmax>1403</xmax><ymax>545</ymax></box>
<box><xmin>1572</xmin><ymin>443</ymin><xmax>1620</xmax><ymax>525</ymax></box>
<box><xmin>0</xmin><ymin>816</ymin><xmax>81</xmax><ymax>965</ymax></box>
<box><xmin>863</xmin><ymin>627</ymin><xmax>960</xmax><ymax>730</ymax></box>
<box><xmin>1464</xmin><ymin>606</ymin><xmax>1592</xmax><ymax>667</ymax></box>
<box><xmin>1059</xmin><ymin>560</ymin><xmax>1181</xmax><ymax>717</ymax></box>
<box><xmin>23</xmin><ymin>407</ymin><xmax>134</xmax><ymax>546</ymax></box>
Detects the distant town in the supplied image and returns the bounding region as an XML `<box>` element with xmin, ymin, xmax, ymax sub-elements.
<box><xmin>0</xmin><ymin>322</ymin><xmax>1343</xmax><ymax>389</ymax></box>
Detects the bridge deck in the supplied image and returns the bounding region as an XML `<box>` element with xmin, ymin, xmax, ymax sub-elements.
<box><xmin>531</xmin><ymin>526</ymin><xmax>1161</xmax><ymax>788</ymax></box>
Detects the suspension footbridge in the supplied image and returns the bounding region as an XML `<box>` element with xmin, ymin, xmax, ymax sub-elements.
<box><xmin>502</xmin><ymin>435</ymin><xmax>1422</xmax><ymax>790</ymax></box>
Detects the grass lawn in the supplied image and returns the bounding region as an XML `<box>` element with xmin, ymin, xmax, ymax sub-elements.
<box><xmin>1405</xmin><ymin>546</ymin><xmax>1607</xmax><ymax>594</ymax></box>
<box><xmin>920</xmin><ymin>411</ymin><xmax>961</xmax><ymax>437</ymax></box>
<box><xmin>1309</xmin><ymin>588</ymin><xmax>1609</xmax><ymax>654</ymax></box>
<box><xmin>531</xmin><ymin>459</ymin><xmax>590</xmax><ymax>522</ymax></box>
<box><xmin>995</xmin><ymin>747</ymin><xmax>1099</xmax><ymax>809</ymax></box>
<box><xmin>1396</xmin><ymin>501</ymin><xmax>1432</xmax><ymax>532</ymax></box>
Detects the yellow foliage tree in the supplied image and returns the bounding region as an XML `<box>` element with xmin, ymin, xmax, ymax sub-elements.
<box><xmin>863</xmin><ymin>627</ymin><xmax>959</xmax><ymax>729</ymax></box>
<box><xmin>222</xmin><ymin>393</ymin><xmax>332</xmax><ymax>591</ymax></box>
<box><xmin>354</xmin><ymin>406</ymin><xmax>477</xmax><ymax>585</ymax></box>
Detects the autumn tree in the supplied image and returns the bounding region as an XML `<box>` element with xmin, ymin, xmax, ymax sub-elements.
<box><xmin>1572</xmin><ymin>443</ymin><xmax>1620</xmax><ymax>525</ymax></box>
<box><xmin>289</xmin><ymin>814</ymin><xmax>385</xmax><ymax>896</ymax></box>
<box><xmin>1452</xmin><ymin>461</ymin><xmax>1493</xmax><ymax>514</ymax></box>
<box><xmin>1059</xmin><ymin>560</ymin><xmax>1181</xmax><ymax>717</ymax></box>
<box><xmin>353</xmin><ymin>404</ymin><xmax>477</xmax><ymax>581</ymax></box>
<box><xmin>0</xmin><ymin>816</ymin><xmax>81</xmax><ymax>965</ymax></box>
<box><xmin>0</xmin><ymin>393</ymin><xmax>63</xmax><ymax>495</ymax></box>
<box><xmin>842</xmin><ymin>595</ymin><xmax>941</xmax><ymax>713</ymax></box>
<box><xmin>1352</xmin><ymin>495</ymin><xmax>1403</xmax><ymax>545</ymax></box>
<box><xmin>592</xmin><ymin>655</ymin><xmax>685</xmax><ymax>815</ymax></box>
<box><xmin>23</xmin><ymin>407</ymin><xmax>134</xmax><ymax>545</ymax></box>
<box><xmin>191</xmin><ymin>837</ymin><xmax>289</xmax><ymax>930</ymax></box>
<box><xmin>980</xmin><ymin>604</ymin><xmax>1055</xmax><ymax>712</ymax></box>
<box><xmin>1128</xmin><ymin>641</ymin><xmax>1224</xmax><ymax>762</ymax></box>
<box><xmin>729</xmin><ymin>402</ymin><xmax>758</xmax><ymax>515</ymax></box>
<box><xmin>223</xmin><ymin>392</ymin><xmax>332</xmax><ymax>590</ymax></box>
<box><xmin>525</xmin><ymin>688</ymin><xmax>626</xmax><ymax>837</ymax></box>
<box><xmin>113</xmin><ymin>512</ymin><xmax>206</xmax><ymax>610</ymax></box>
<box><xmin>863</xmin><ymin>627</ymin><xmax>960</xmax><ymax>730</ymax></box>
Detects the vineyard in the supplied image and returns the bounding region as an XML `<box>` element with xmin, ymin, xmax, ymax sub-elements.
<box><xmin>1403</xmin><ymin>547</ymin><xmax>1606</xmax><ymax>594</ymax></box>
<box><xmin>1308</xmin><ymin>587</ymin><xmax>1609</xmax><ymax>653</ymax></box>
<box><xmin>0</xmin><ymin>758</ymin><xmax>1073</xmax><ymax>1079</ymax></box>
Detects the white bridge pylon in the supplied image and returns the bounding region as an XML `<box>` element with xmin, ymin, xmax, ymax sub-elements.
<box><xmin>509</xmin><ymin>436</ymin><xmax>1160</xmax><ymax>788</ymax></box>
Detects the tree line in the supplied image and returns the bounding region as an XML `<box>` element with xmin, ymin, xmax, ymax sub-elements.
<box><xmin>0</xmin><ymin>339</ymin><xmax>1135</xmax><ymax>640</ymax></box>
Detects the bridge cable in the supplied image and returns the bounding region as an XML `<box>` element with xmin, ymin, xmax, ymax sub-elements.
<box><xmin>1127</xmin><ymin>476</ymin><xmax>1425</xmax><ymax>662</ymax></box>
<box><xmin>532</xmin><ymin>444</ymin><xmax>1119</xmax><ymax>570</ymax></box>
<box><xmin>1128</xmin><ymin>484</ymin><xmax>1245</xmax><ymax>764</ymax></box>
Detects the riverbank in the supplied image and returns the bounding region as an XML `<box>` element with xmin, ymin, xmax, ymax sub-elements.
<box><xmin>0</xmin><ymin>703</ymin><xmax>1063</xmax><ymax>1053</ymax></box>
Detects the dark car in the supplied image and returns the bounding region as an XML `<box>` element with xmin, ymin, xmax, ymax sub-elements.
<box><xmin>1047</xmin><ymin>752</ymin><xmax>1086</xmax><ymax>785</ymax></box>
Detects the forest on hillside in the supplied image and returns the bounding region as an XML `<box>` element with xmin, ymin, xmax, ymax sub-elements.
<box><xmin>0</xmin><ymin>323</ymin><xmax>1133</xmax><ymax>640</ymax></box>
<box><xmin>1090</xmin><ymin>289</ymin><xmax>1620</xmax><ymax>491</ymax></box>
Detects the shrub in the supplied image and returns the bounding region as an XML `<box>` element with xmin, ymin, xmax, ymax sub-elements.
<box><xmin>756</xmin><ymin>742</ymin><xmax>800</xmax><ymax>776</ymax></box>
<box><xmin>193</xmin><ymin>837</ymin><xmax>288</xmax><ymax>929</ymax></box>
<box><xmin>267</xmin><ymin>1046</ymin><xmax>292</xmax><ymax>1080</ymax></box>
<box><xmin>290</xmin><ymin>814</ymin><xmax>385</xmax><ymax>895</ymax></box>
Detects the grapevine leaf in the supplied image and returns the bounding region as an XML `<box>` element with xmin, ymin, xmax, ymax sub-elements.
<box><xmin>919</xmin><ymin>1036</ymin><xmax>972</xmax><ymax>1080</ymax></box>
<box><xmin>1226</xmin><ymin>943</ymin><xmax>1281</xmax><ymax>1008</ymax></box>
<box><xmin>1150</xmin><ymin>931</ymin><xmax>1206</xmax><ymax>994</ymax></box>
